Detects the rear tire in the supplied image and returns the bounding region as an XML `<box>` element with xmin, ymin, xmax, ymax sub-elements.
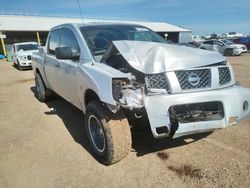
<box><xmin>35</xmin><ymin>73</ymin><xmax>54</xmax><ymax>102</ymax></box>
<box><xmin>85</xmin><ymin>101</ymin><xmax>132</xmax><ymax>165</ymax></box>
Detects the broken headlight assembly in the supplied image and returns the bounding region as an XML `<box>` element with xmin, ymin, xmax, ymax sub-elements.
<box><xmin>145</xmin><ymin>73</ymin><xmax>169</xmax><ymax>94</ymax></box>
<box><xmin>112</xmin><ymin>78</ymin><xmax>144</xmax><ymax>110</ymax></box>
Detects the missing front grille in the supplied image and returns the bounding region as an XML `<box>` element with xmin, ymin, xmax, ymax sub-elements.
<box><xmin>169</xmin><ymin>101</ymin><xmax>224</xmax><ymax>123</ymax></box>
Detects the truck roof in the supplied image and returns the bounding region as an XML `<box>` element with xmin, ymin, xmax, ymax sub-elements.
<box><xmin>51</xmin><ymin>22</ymin><xmax>147</xmax><ymax>31</ymax></box>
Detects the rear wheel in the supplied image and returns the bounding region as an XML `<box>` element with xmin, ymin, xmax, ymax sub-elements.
<box><xmin>224</xmin><ymin>48</ymin><xmax>233</xmax><ymax>56</ymax></box>
<box><xmin>85</xmin><ymin>101</ymin><xmax>132</xmax><ymax>165</ymax></box>
<box><xmin>35</xmin><ymin>73</ymin><xmax>54</xmax><ymax>102</ymax></box>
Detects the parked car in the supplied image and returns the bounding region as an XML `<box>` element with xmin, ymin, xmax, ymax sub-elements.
<box><xmin>233</xmin><ymin>37</ymin><xmax>250</xmax><ymax>51</ymax></box>
<box><xmin>12</xmin><ymin>42</ymin><xmax>39</xmax><ymax>70</ymax></box>
<box><xmin>199</xmin><ymin>39</ymin><xmax>247</xmax><ymax>56</ymax></box>
<box><xmin>221</xmin><ymin>39</ymin><xmax>247</xmax><ymax>53</ymax></box>
<box><xmin>32</xmin><ymin>23</ymin><xmax>250</xmax><ymax>164</ymax></box>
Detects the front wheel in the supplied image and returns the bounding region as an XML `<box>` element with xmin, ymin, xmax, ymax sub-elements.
<box><xmin>17</xmin><ymin>60</ymin><xmax>23</xmax><ymax>71</ymax></box>
<box><xmin>224</xmin><ymin>49</ymin><xmax>233</xmax><ymax>56</ymax></box>
<box><xmin>85</xmin><ymin>101</ymin><xmax>132</xmax><ymax>165</ymax></box>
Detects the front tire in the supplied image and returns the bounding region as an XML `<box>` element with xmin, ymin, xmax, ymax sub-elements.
<box><xmin>17</xmin><ymin>60</ymin><xmax>23</xmax><ymax>71</ymax></box>
<box><xmin>224</xmin><ymin>48</ymin><xmax>233</xmax><ymax>56</ymax></box>
<box><xmin>35</xmin><ymin>73</ymin><xmax>54</xmax><ymax>102</ymax></box>
<box><xmin>85</xmin><ymin>101</ymin><xmax>132</xmax><ymax>165</ymax></box>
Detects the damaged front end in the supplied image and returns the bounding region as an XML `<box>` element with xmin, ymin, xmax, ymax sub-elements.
<box><xmin>103</xmin><ymin>40</ymin><xmax>250</xmax><ymax>139</ymax></box>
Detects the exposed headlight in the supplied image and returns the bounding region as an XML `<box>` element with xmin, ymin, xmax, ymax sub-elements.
<box><xmin>112</xmin><ymin>78</ymin><xmax>144</xmax><ymax>109</ymax></box>
<box><xmin>112</xmin><ymin>78</ymin><xmax>129</xmax><ymax>101</ymax></box>
<box><xmin>119</xmin><ymin>88</ymin><xmax>144</xmax><ymax>110</ymax></box>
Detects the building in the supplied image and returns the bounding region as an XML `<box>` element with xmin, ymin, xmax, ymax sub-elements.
<box><xmin>0</xmin><ymin>14</ymin><xmax>192</xmax><ymax>56</ymax></box>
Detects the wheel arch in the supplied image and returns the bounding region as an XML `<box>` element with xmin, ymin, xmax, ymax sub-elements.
<box><xmin>35</xmin><ymin>68</ymin><xmax>45</xmax><ymax>84</ymax></box>
<box><xmin>84</xmin><ymin>89</ymin><xmax>101</xmax><ymax>112</ymax></box>
<box><xmin>35</xmin><ymin>67</ymin><xmax>51</xmax><ymax>90</ymax></box>
<box><xmin>36</xmin><ymin>68</ymin><xmax>41</xmax><ymax>75</ymax></box>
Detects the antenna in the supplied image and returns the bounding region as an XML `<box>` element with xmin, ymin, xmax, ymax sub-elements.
<box><xmin>77</xmin><ymin>0</ymin><xmax>84</xmax><ymax>24</ymax></box>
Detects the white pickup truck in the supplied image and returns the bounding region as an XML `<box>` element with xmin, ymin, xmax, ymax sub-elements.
<box><xmin>13</xmin><ymin>42</ymin><xmax>39</xmax><ymax>70</ymax></box>
<box><xmin>32</xmin><ymin>23</ymin><xmax>250</xmax><ymax>164</ymax></box>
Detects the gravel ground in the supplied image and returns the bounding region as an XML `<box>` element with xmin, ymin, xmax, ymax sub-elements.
<box><xmin>0</xmin><ymin>53</ymin><xmax>250</xmax><ymax>188</ymax></box>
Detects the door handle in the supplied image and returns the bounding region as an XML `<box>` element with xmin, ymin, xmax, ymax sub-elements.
<box><xmin>55</xmin><ymin>62</ymin><xmax>60</xmax><ymax>68</ymax></box>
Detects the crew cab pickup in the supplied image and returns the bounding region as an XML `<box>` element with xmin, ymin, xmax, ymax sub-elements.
<box><xmin>32</xmin><ymin>23</ymin><xmax>250</xmax><ymax>164</ymax></box>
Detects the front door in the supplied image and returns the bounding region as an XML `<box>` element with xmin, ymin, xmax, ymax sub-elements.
<box><xmin>44</xmin><ymin>29</ymin><xmax>62</xmax><ymax>94</ymax></box>
<box><xmin>56</xmin><ymin>28</ymin><xmax>81</xmax><ymax>107</ymax></box>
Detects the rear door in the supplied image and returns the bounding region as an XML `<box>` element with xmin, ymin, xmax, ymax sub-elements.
<box><xmin>56</xmin><ymin>28</ymin><xmax>81</xmax><ymax>107</ymax></box>
<box><xmin>44</xmin><ymin>29</ymin><xmax>62</xmax><ymax>93</ymax></box>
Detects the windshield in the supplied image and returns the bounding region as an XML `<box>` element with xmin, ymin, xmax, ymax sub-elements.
<box><xmin>222</xmin><ymin>40</ymin><xmax>234</xmax><ymax>45</ymax></box>
<box><xmin>80</xmin><ymin>25</ymin><xmax>166</xmax><ymax>58</ymax></box>
<box><xmin>16</xmin><ymin>44</ymin><xmax>38</xmax><ymax>51</ymax></box>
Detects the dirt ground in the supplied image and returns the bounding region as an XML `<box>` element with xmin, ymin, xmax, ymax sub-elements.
<box><xmin>0</xmin><ymin>53</ymin><xmax>250</xmax><ymax>188</ymax></box>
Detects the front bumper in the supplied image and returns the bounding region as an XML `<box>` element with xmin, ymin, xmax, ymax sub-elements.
<box><xmin>19</xmin><ymin>59</ymin><xmax>32</xmax><ymax>67</ymax></box>
<box><xmin>20</xmin><ymin>60</ymin><xmax>32</xmax><ymax>67</ymax></box>
<box><xmin>232</xmin><ymin>48</ymin><xmax>247</xmax><ymax>55</ymax></box>
<box><xmin>144</xmin><ymin>85</ymin><xmax>250</xmax><ymax>139</ymax></box>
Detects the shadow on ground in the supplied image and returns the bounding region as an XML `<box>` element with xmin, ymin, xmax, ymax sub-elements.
<box><xmin>30</xmin><ymin>86</ymin><xmax>212</xmax><ymax>160</ymax></box>
<box><xmin>131</xmin><ymin>131</ymin><xmax>211</xmax><ymax>157</ymax></box>
<box><xmin>12</xmin><ymin>64</ymin><xmax>32</xmax><ymax>71</ymax></box>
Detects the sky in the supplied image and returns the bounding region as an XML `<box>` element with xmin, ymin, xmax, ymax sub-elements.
<box><xmin>0</xmin><ymin>0</ymin><xmax>250</xmax><ymax>35</ymax></box>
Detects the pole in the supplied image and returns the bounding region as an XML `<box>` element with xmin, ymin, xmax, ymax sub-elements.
<box><xmin>0</xmin><ymin>31</ymin><xmax>7</xmax><ymax>57</ymax></box>
<box><xmin>36</xmin><ymin>32</ymin><xmax>41</xmax><ymax>45</ymax></box>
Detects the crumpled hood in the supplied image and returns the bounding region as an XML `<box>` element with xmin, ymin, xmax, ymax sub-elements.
<box><xmin>113</xmin><ymin>40</ymin><xmax>226</xmax><ymax>74</ymax></box>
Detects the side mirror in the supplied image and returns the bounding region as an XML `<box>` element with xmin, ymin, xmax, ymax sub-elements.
<box><xmin>55</xmin><ymin>47</ymin><xmax>79</xmax><ymax>60</ymax></box>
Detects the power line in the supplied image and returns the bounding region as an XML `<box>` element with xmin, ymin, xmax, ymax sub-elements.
<box><xmin>77</xmin><ymin>0</ymin><xmax>84</xmax><ymax>24</ymax></box>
